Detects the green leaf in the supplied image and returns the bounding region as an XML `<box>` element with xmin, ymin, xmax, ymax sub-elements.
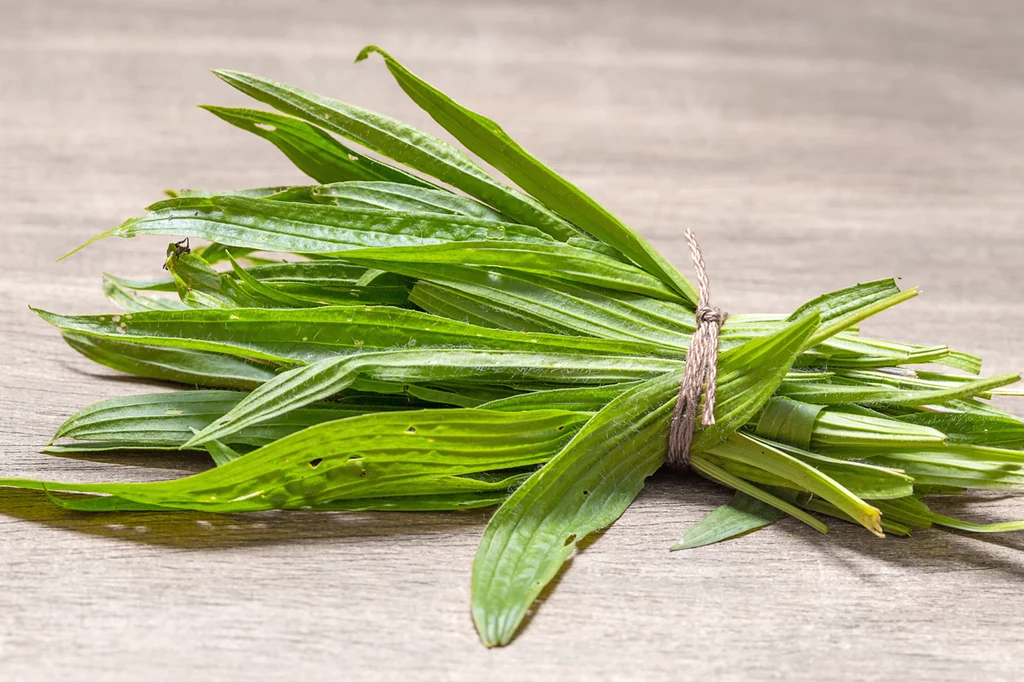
<box><xmin>872</xmin><ymin>496</ymin><xmax>934</xmax><ymax>529</ymax></box>
<box><xmin>759</xmin><ymin>439</ymin><xmax>915</xmax><ymax>500</ymax></box>
<box><xmin>788</xmin><ymin>278</ymin><xmax>902</xmax><ymax>323</ymax></box>
<box><xmin>409</xmin><ymin>281</ymin><xmax>555</xmax><ymax>333</ymax></box>
<box><xmin>471</xmin><ymin>372</ymin><xmax>678</xmax><ymax>648</ymax></box>
<box><xmin>470</xmin><ymin>314</ymin><xmax>819</xmax><ymax>647</ymax></box>
<box><xmin>103</xmin><ymin>272</ymin><xmax>177</xmax><ymax>292</ymax></box>
<box><xmin>895</xmin><ymin>411</ymin><xmax>1024</xmax><ymax>448</ymax></box>
<box><xmin>50</xmin><ymin>390</ymin><xmax>426</xmax><ymax>450</ymax></box>
<box><xmin>671</xmin><ymin>492</ymin><xmax>786</xmax><ymax>550</ymax></box>
<box><xmin>224</xmin><ymin>253</ymin><xmax>327</xmax><ymax>308</ymax></box>
<box><xmin>797</xmin><ymin>496</ymin><xmax>914</xmax><ymax>536</ymax></box>
<box><xmin>4</xmin><ymin>409</ymin><xmax>588</xmax><ymax>511</ymax></box>
<box><xmin>63</xmin><ymin>194</ymin><xmax>557</xmax><ymax>260</ymax></box>
<box><xmin>212</xmin><ymin>69</ymin><xmax>579</xmax><ymax>241</ymax></box>
<box><xmin>242</xmin><ymin>261</ymin><xmax>413</xmax><ymax>307</ymax></box>
<box><xmin>62</xmin><ymin>332</ymin><xmax>279</xmax><ymax>390</ymax></box>
<box><xmin>103</xmin><ymin>278</ymin><xmax>188</xmax><ymax>312</ymax></box>
<box><xmin>202</xmin><ymin>437</ymin><xmax>243</xmax><ymax>466</ymax></box>
<box><xmin>930</xmin><ymin>513</ymin><xmax>1024</xmax><ymax>533</ymax></box>
<box><xmin>404</xmin><ymin>268</ymin><xmax>695</xmax><ymax>347</ymax></box>
<box><xmin>357</xmin><ymin>46</ymin><xmax>697</xmax><ymax>302</ymax></box>
<box><xmin>778</xmin><ymin>372</ymin><xmax>1020</xmax><ymax>406</ymax></box>
<box><xmin>936</xmin><ymin>350</ymin><xmax>983</xmax><ymax>375</ymax></box>
<box><xmin>687</xmin><ymin>458</ymin><xmax>829</xmax><ymax>533</ymax></box>
<box><xmin>180</xmin><ymin>186</ymin><xmax>294</xmax><ymax>200</ymax></box>
<box><xmin>808</xmin><ymin>407</ymin><xmax>947</xmax><ymax>449</ymax></box>
<box><xmin>706</xmin><ymin>433</ymin><xmax>883</xmax><ymax>535</ymax></box>
<box><xmin>335</xmin><ymin>241</ymin><xmax>685</xmax><ymax>302</ymax></box>
<box><xmin>480</xmin><ymin>383</ymin><xmax>638</xmax><ymax>412</ymax></box>
<box><xmin>755</xmin><ymin>397</ymin><xmax>824</xmax><ymax>450</ymax></box>
<box><xmin>167</xmin><ymin>252</ymin><xmax>268</xmax><ymax>309</ymax></box>
<box><xmin>866</xmin><ymin>447</ymin><xmax>1024</xmax><ymax>490</ymax></box>
<box><xmin>201</xmin><ymin>105</ymin><xmax>434</xmax><ymax>187</ymax></box>
<box><xmin>802</xmin><ymin>287</ymin><xmax>919</xmax><ymax>350</ymax></box>
<box><xmin>193</xmin><ymin>242</ymin><xmax>260</xmax><ymax>264</ymax></box>
<box><xmin>40</xmin><ymin>305</ymin><xmax>669</xmax><ymax>365</ymax></box>
<box><xmin>183</xmin><ymin>349</ymin><xmax>682</xmax><ymax>447</ymax></box>
<box><xmin>310</xmin><ymin>181</ymin><xmax>509</xmax><ymax>222</ymax></box>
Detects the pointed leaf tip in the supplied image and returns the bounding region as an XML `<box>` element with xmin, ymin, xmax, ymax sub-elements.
<box><xmin>355</xmin><ymin>44</ymin><xmax>386</xmax><ymax>63</ymax></box>
<box><xmin>211</xmin><ymin>69</ymin><xmax>247</xmax><ymax>87</ymax></box>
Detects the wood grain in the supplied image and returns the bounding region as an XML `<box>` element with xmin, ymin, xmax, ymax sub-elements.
<box><xmin>1</xmin><ymin>1</ymin><xmax>1023</xmax><ymax>679</ymax></box>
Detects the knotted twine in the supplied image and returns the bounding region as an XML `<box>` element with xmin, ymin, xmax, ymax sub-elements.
<box><xmin>666</xmin><ymin>229</ymin><xmax>727</xmax><ymax>469</ymax></box>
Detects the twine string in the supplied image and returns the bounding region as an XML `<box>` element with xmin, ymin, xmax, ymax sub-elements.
<box><xmin>666</xmin><ymin>229</ymin><xmax>727</xmax><ymax>469</ymax></box>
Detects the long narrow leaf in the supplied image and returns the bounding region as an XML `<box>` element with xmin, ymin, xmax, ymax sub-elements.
<box><xmin>184</xmin><ymin>350</ymin><xmax>682</xmax><ymax>447</ymax></box>
<box><xmin>212</xmin><ymin>69</ymin><xmax>579</xmax><ymax>241</ymax></box>
<box><xmin>470</xmin><ymin>313</ymin><xmax>819</xmax><ymax>647</ymax></box>
<box><xmin>671</xmin><ymin>492</ymin><xmax>786</xmax><ymax>550</ymax></box>
<box><xmin>63</xmin><ymin>194</ymin><xmax>556</xmax><ymax>260</ymax></box>
<box><xmin>40</xmin><ymin>306</ymin><xmax>674</xmax><ymax>365</ymax></box>
<box><xmin>201</xmin><ymin>105</ymin><xmax>435</xmax><ymax>187</ymax></box>
<box><xmin>357</xmin><ymin>46</ymin><xmax>698</xmax><ymax>302</ymax></box>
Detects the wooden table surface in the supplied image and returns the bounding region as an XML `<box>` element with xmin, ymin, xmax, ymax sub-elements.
<box><xmin>2</xmin><ymin>1</ymin><xmax>1023</xmax><ymax>679</ymax></box>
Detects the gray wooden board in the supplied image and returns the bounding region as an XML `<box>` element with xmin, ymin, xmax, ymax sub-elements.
<box><xmin>1</xmin><ymin>1</ymin><xmax>1023</xmax><ymax>679</ymax></box>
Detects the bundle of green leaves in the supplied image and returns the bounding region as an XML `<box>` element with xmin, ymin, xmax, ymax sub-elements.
<box><xmin>8</xmin><ymin>46</ymin><xmax>1024</xmax><ymax>647</ymax></box>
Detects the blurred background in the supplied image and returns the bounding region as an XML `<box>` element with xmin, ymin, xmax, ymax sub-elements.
<box><xmin>1</xmin><ymin>2</ymin><xmax>1022</xmax><ymax>680</ymax></box>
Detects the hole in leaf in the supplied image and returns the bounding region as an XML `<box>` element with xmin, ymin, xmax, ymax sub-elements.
<box><xmin>309</xmin><ymin>458</ymin><xmax>323</xmax><ymax>469</ymax></box>
<box><xmin>253</xmin><ymin>123</ymin><xmax>276</xmax><ymax>132</ymax></box>
<box><xmin>405</xmin><ymin>426</ymin><xmax>416</xmax><ymax>434</ymax></box>
<box><xmin>557</xmin><ymin>425</ymin><xmax>565</xmax><ymax>431</ymax></box>
<box><xmin>564</xmin><ymin>534</ymin><xmax>577</xmax><ymax>547</ymax></box>
<box><xmin>582</xmin><ymin>490</ymin><xmax>589</xmax><ymax>496</ymax></box>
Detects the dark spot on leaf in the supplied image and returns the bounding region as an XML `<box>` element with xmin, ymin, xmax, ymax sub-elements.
<box><xmin>309</xmin><ymin>458</ymin><xmax>323</xmax><ymax>468</ymax></box>
<box><xmin>582</xmin><ymin>490</ymin><xmax>589</xmax><ymax>496</ymax></box>
<box><xmin>558</xmin><ymin>425</ymin><xmax>565</xmax><ymax>430</ymax></box>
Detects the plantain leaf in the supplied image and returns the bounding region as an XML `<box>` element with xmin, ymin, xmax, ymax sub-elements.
<box><xmin>183</xmin><ymin>350</ymin><xmax>682</xmax><ymax>447</ymax></box>
<box><xmin>50</xmin><ymin>390</ymin><xmax>427</xmax><ymax>450</ymax></box>
<box><xmin>706</xmin><ymin>433</ymin><xmax>883</xmax><ymax>535</ymax></box>
<box><xmin>242</xmin><ymin>261</ymin><xmax>413</xmax><ymax>307</ymax></box>
<box><xmin>404</xmin><ymin>267</ymin><xmax>695</xmax><ymax>347</ymax></box>
<box><xmin>201</xmin><ymin>437</ymin><xmax>243</xmax><ymax>466</ymax></box>
<box><xmin>103</xmin><ymin>278</ymin><xmax>188</xmax><ymax>312</ymax></box>
<box><xmin>335</xmin><ymin>241</ymin><xmax>685</xmax><ymax>302</ymax></box>
<box><xmin>687</xmin><ymin>458</ymin><xmax>828</xmax><ymax>533</ymax></box>
<box><xmin>480</xmin><ymin>383</ymin><xmax>638</xmax><ymax>413</ymax></box>
<box><xmin>63</xmin><ymin>194</ymin><xmax>557</xmax><ymax>260</ymax></box>
<box><xmin>310</xmin><ymin>181</ymin><xmax>509</xmax><ymax>222</ymax></box>
<box><xmin>778</xmin><ymin>372</ymin><xmax>1020</xmax><ymax>406</ymax></box>
<box><xmin>470</xmin><ymin>313</ymin><xmax>819</xmax><ymax>647</ymax></box>
<box><xmin>863</xmin><ymin>448</ymin><xmax>1024</xmax><ymax>491</ymax></box>
<box><xmin>3</xmin><ymin>409</ymin><xmax>589</xmax><ymax>511</ymax></box>
<box><xmin>671</xmin><ymin>492</ymin><xmax>786</xmax><ymax>550</ymax></box>
<box><xmin>167</xmin><ymin>252</ymin><xmax>269</xmax><ymax>309</ymax></box>
<box><xmin>894</xmin><ymin>411</ymin><xmax>1024</xmax><ymax>448</ymax></box>
<box><xmin>802</xmin><ymin>287</ymin><xmax>919</xmax><ymax>350</ymax></box>
<box><xmin>62</xmin><ymin>332</ymin><xmax>280</xmax><ymax>390</ymax></box>
<box><xmin>212</xmin><ymin>70</ymin><xmax>579</xmax><ymax>241</ymax></box>
<box><xmin>201</xmin><ymin>105</ymin><xmax>434</xmax><ymax>187</ymax></box>
<box><xmin>759</xmin><ymin>439</ymin><xmax>915</xmax><ymax>499</ymax></box>
<box><xmin>409</xmin><ymin>281</ymin><xmax>556</xmax><ymax>333</ymax></box>
<box><xmin>39</xmin><ymin>305</ymin><xmax>674</xmax><ymax>365</ymax></box>
<box><xmin>788</xmin><ymin>278</ymin><xmax>902</xmax><ymax>322</ymax></box>
<box><xmin>357</xmin><ymin>46</ymin><xmax>698</xmax><ymax>302</ymax></box>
